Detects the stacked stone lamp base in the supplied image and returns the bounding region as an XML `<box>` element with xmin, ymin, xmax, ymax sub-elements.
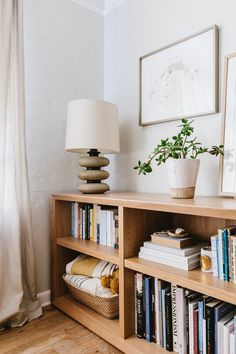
<box><xmin>78</xmin><ymin>152</ymin><xmax>110</xmax><ymax>194</ymax></box>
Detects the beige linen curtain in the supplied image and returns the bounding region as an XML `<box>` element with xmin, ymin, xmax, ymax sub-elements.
<box><xmin>0</xmin><ymin>0</ymin><xmax>42</xmax><ymax>326</ymax></box>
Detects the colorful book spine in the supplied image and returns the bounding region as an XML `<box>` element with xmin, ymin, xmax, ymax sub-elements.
<box><xmin>223</xmin><ymin>229</ymin><xmax>229</xmax><ymax>281</ymax></box>
<box><xmin>218</xmin><ymin>229</ymin><xmax>224</xmax><ymax>280</ymax></box>
<box><xmin>135</xmin><ymin>273</ymin><xmax>144</xmax><ymax>338</ymax></box>
<box><xmin>154</xmin><ymin>278</ymin><xmax>160</xmax><ymax>345</ymax></box>
<box><xmin>145</xmin><ymin>276</ymin><xmax>152</xmax><ymax>342</ymax></box>
<box><xmin>161</xmin><ymin>287</ymin><xmax>167</xmax><ymax>348</ymax></box>
<box><xmin>198</xmin><ymin>299</ymin><xmax>204</xmax><ymax>354</ymax></box>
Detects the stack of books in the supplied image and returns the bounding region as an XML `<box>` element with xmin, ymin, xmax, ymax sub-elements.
<box><xmin>71</xmin><ymin>202</ymin><xmax>119</xmax><ymax>248</ymax></box>
<box><xmin>135</xmin><ymin>273</ymin><xmax>236</xmax><ymax>353</ymax></box>
<box><xmin>138</xmin><ymin>232</ymin><xmax>203</xmax><ymax>271</ymax></box>
<box><xmin>211</xmin><ymin>226</ymin><xmax>236</xmax><ymax>283</ymax></box>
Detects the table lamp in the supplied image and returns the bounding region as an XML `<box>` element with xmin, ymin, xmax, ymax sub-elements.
<box><xmin>65</xmin><ymin>99</ymin><xmax>120</xmax><ymax>193</ymax></box>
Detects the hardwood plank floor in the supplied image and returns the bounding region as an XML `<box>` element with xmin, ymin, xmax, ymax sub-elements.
<box><xmin>0</xmin><ymin>307</ymin><xmax>122</xmax><ymax>354</ymax></box>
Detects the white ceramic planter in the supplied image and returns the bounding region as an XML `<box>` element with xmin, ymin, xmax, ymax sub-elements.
<box><xmin>166</xmin><ymin>159</ymin><xmax>200</xmax><ymax>199</ymax></box>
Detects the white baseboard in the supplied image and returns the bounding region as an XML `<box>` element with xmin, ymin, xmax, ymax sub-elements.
<box><xmin>37</xmin><ymin>290</ymin><xmax>51</xmax><ymax>307</ymax></box>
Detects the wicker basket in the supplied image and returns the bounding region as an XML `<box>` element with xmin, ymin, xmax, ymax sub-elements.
<box><xmin>63</xmin><ymin>276</ymin><xmax>119</xmax><ymax>319</ymax></box>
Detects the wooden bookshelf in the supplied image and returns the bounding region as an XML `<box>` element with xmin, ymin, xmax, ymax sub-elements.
<box><xmin>51</xmin><ymin>192</ymin><xmax>236</xmax><ymax>354</ymax></box>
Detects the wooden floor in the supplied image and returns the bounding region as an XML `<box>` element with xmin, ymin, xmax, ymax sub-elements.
<box><xmin>0</xmin><ymin>307</ymin><xmax>122</xmax><ymax>354</ymax></box>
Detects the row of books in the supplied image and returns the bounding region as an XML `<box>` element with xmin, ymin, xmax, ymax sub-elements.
<box><xmin>138</xmin><ymin>232</ymin><xmax>203</xmax><ymax>271</ymax></box>
<box><xmin>71</xmin><ymin>202</ymin><xmax>119</xmax><ymax>248</ymax></box>
<box><xmin>135</xmin><ymin>273</ymin><xmax>236</xmax><ymax>354</ymax></box>
<box><xmin>211</xmin><ymin>226</ymin><xmax>236</xmax><ymax>283</ymax></box>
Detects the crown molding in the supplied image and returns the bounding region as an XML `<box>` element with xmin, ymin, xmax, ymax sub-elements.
<box><xmin>72</xmin><ymin>0</ymin><xmax>129</xmax><ymax>16</ymax></box>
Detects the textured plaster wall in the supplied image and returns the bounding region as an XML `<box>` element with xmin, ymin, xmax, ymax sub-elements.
<box><xmin>23</xmin><ymin>0</ymin><xmax>104</xmax><ymax>293</ymax></box>
<box><xmin>104</xmin><ymin>0</ymin><xmax>236</xmax><ymax>196</ymax></box>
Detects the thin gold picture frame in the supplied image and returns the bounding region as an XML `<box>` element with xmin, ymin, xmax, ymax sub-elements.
<box><xmin>139</xmin><ymin>25</ymin><xmax>219</xmax><ymax>126</ymax></box>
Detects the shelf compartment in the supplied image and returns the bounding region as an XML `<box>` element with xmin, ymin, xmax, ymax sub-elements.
<box><xmin>125</xmin><ymin>257</ymin><xmax>236</xmax><ymax>305</ymax></box>
<box><xmin>53</xmin><ymin>295</ymin><xmax>172</xmax><ymax>354</ymax></box>
<box><xmin>57</xmin><ymin>237</ymin><xmax>119</xmax><ymax>264</ymax></box>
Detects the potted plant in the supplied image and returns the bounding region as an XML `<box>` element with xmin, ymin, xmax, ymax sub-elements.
<box><xmin>134</xmin><ymin>119</ymin><xmax>224</xmax><ymax>199</ymax></box>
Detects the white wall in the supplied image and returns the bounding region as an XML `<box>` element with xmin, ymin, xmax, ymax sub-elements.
<box><xmin>23</xmin><ymin>0</ymin><xmax>104</xmax><ymax>293</ymax></box>
<box><xmin>104</xmin><ymin>0</ymin><xmax>236</xmax><ymax>196</ymax></box>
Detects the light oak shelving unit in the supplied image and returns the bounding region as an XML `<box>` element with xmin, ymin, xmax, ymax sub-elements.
<box><xmin>51</xmin><ymin>192</ymin><xmax>236</xmax><ymax>354</ymax></box>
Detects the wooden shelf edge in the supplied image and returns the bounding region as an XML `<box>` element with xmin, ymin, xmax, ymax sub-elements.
<box><xmin>125</xmin><ymin>257</ymin><xmax>236</xmax><ymax>305</ymax></box>
<box><xmin>56</xmin><ymin>237</ymin><xmax>119</xmax><ymax>265</ymax></box>
<box><xmin>53</xmin><ymin>295</ymin><xmax>170</xmax><ymax>354</ymax></box>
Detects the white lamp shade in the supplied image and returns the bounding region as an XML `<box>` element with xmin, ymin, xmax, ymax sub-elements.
<box><xmin>65</xmin><ymin>99</ymin><xmax>120</xmax><ymax>154</ymax></box>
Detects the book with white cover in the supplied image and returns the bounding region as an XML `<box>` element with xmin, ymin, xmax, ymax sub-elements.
<box><xmin>230</xmin><ymin>331</ymin><xmax>235</xmax><ymax>354</ymax></box>
<box><xmin>189</xmin><ymin>299</ymin><xmax>199</xmax><ymax>354</ymax></box>
<box><xmin>223</xmin><ymin>318</ymin><xmax>234</xmax><ymax>354</ymax></box>
<box><xmin>138</xmin><ymin>252</ymin><xmax>200</xmax><ymax>271</ymax></box>
<box><xmin>154</xmin><ymin>278</ymin><xmax>161</xmax><ymax>345</ymax></box>
<box><xmin>218</xmin><ymin>309</ymin><xmax>236</xmax><ymax>354</ymax></box>
<box><xmin>171</xmin><ymin>284</ymin><xmax>178</xmax><ymax>352</ymax></box>
<box><xmin>143</xmin><ymin>241</ymin><xmax>204</xmax><ymax>257</ymax></box>
<box><xmin>140</xmin><ymin>246</ymin><xmax>200</xmax><ymax>265</ymax></box>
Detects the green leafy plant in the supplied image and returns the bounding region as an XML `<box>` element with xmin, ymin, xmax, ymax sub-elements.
<box><xmin>134</xmin><ymin>119</ymin><xmax>224</xmax><ymax>175</ymax></box>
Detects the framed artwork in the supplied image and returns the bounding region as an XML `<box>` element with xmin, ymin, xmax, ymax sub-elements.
<box><xmin>220</xmin><ymin>53</ymin><xmax>236</xmax><ymax>196</ymax></box>
<box><xmin>139</xmin><ymin>25</ymin><xmax>219</xmax><ymax>126</ymax></box>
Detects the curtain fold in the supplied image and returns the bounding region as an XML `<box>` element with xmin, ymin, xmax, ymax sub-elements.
<box><xmin>0</xmin><ymin>0</ymin><xmax>42</xmax><ymax>326</ymax></box>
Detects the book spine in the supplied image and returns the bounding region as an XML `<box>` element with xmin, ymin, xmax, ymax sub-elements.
<box><xmin>176</xmin><ymin>287</ymin><xmax>184</xmax><ymax>354</ymax></box>
<box><xmin>135</xmin><ymin>273</ymin><xmax>144</xmax><ymax>338</ymax></box>
<box><xmin>228</xmin><ymin>234</ymin><xmax>233</xmax><ymax>281</ymax></box>
<box><xmin>189</xmin><ymin>304</ymin><xmax>194</xmax><ymax>354</ymax></box>
<box><xmin>223</xmin><ymin>229</ymin><xmax>229</xmax><ymax>281</ymax></box>
<box><xmin>165</xmin><ymin>292</ymin><xmax>173</xmax><ymax>351</ymax></box>
<box><xmin>82</xmin><ymin>207</ymin><xmax>85</xmax><ymax>239</ymax></box>
<box><xmin>90</xmin><ymin>206</ymin><xmax>94</xmax><ymax>241</ymax></box>
<box><xmin>151</xmin><ymin>278</ymin><xmax>155</xmax><ymax>342</ymax></box>
<box><xmin>211</xmin><ymin>236</ymin><xmax>218</xmax><ymax>277</ymax></box>
<box><xmin>171</xmin><ymin>284</ymin><xmax>178</xmax><ymax>352</ymax></box>
<box><xmin>198</xmin><ymin>300</ymin><xmax>204</xmax><ymax>354</ymax></box>
<box><xmin>154</xmin><ymin>278</ymin><xmax>160</xmax><ymax>345</ymax></box>
<box><xmin>158</xmin><ymin>280</ymin><xmax>163</xmax><ymax>346</ymax></box>
<box><xmin>233</xmin><ymin>237</ymin><xmax>236</xmax><ymax>284</ymax></box>
<box><xmin>71</xmin><ymin>202</ymin><xmax>75</xmax><ymax>236</ymax></box>
<box><xmin>145</xmin><ymin>277</ymin><xmax>151</xmax><ymax>342</ymax></box>
<box><xmin>218</xmin><ymin>229</ymin><xmax>224</xmax><ymax>280</ymax></box>
<box><xmin>74</xmin><ymin>202</ymin><xmax>79</xmax><ymax>238</ymax></box>
<box><xmin>114</xmin><ymin>214</ymin><xmax>119</xmax><ymax>249</ymax></box>
<box><xmin>193</xmin><ymin>309</ymin><xmax>198</xmax><ymax>354</ymax></box>
<box><xmin>161</xmin><ymin>287</ymin><xmax>166</xmax><ymax>348</ymax></box>
<box><xmin>206</xmin><ymin>306</ymin><xmax>214</xmax><ymax>354</ymax></box>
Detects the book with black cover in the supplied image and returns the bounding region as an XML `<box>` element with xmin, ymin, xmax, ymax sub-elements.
<box><xmin>135</xmin><ymin>273</ymin><xmax>145</xmax><ymax>338</ymax></box>
<box><xmin>165</xmin><ymin>291</ymin><xmax>173</xmax><ymax>352</ymax></box>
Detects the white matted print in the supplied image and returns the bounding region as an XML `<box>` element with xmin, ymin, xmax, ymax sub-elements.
<box><xmin>139</xmin><ymin>25</ymin><xmax>219</xmax><ymax>126</ymax></box>
<box><xmin>220</xmin><ymin>53</ymin><xmax>236</xmax><ymax>195</ymax></box>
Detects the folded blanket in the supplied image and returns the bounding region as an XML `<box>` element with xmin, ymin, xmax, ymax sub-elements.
<box><xmin>66</xmin><ymin>254</ymin><xmax>118</xmax><ymax>278</ymax></box>
<box><xmin>64</xmin><ymin>274</ymin><xmax>116</xmax><ymax>298</ymax></box>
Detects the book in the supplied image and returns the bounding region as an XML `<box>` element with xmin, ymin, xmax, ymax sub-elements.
<box><xmin>138</xmin><ymin>251</ymin><xmax>200</xmax><ymax>271</ymax></box>
<box><xmin>218</xmin><ymin>309</ymin><xmax>236</xmax><ymax>354</ymax></box>
<box><xmin>143</xmin><ymin>240</ymin><xmax>203</xmax><ymax>257</ymax></box>
<box><xmin>145</xmin><ymin>276</ymin><xmax>152</xmax><ymax>342</ymax></box>
<box><xmin>158</xmin><ymin>279</ymin><xmax>163</xmax><ymax>346</ymax></box>
<box><xmin>161</xmin><ymin>282</ymin><xmax>170</xmax><ymax>348</ymax></box>
<box><xmin>205</xmin><ymin>299</ymin><xmax>222</xmax><ymax>354</ymax></box>
<box><xmin>211</xmin><ymin>235</ymin><xmax>218</xmax><ymax>277</ymax></box>
<box><xmin>223</xmin><ymin>318</ymin><xmax>234</xmax><ymax>354</ymax></box>
<box><xmin>198</xmin><ymin>298</ymin><xmax>204</xmax><ymax>354</ymax></box>
<box><xmin>176</xmin><ymin>287</ymin><xmax>185</xmax><ymax>354</ymax></box>
<box><xmin>171</xmin><ymin>284</ymin><xmax>178</xmax><ymax>352</ymax></box>
<box><xmin>218</xmin><ymin>229</ymin><xmax>224</xmax><ymax>280</ymax></box>
<box><xmin>151</xmin><ymin>233</ymin><xmax>193</xmax><ymax>249</ymax></box>
<box><xmin>135</xmin><ymin>273</ymin><xmax>144</xmax><ymax>338</ymax></box>
<box><xmin>165</xmin><ymin>291</ymin><xmax>173</xmax><ymax>352</ymax></box>
<box><xmin>214</xmin><ymin>301</ymin><xmax>234</xmax><ymax>354</ymax></box>
<box><xmin>154</xmin><ymin>278</ymin><xmax>161</xmax><ymax>345</ymax></box>
<box><xmin>139</xmin><ymin>246</ymin><xmax>201</xmax><ymax>265</ymax></box>
<box><xmin>202</xmin><ymin>296</ymin><xmax>213</xmax><ymax>354</ymax></box>
<box><xmin>223</xmin><ymin>229</ymin><xmax>229</xmax><ymax>281</ymax></box>
<box><xmin>233</xmin><ymin>237</ymin><xmax>236</xmax><ymax>284</ymax></box>
<box><xmin>189</xmin><ymin>298</ymin><xmax>199</xmax><ymax>354</ymax></box>
<box><xmin>230</xmin><ymin>331</ymin><xmax>235</xmax><ymax>354</ymax></box>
